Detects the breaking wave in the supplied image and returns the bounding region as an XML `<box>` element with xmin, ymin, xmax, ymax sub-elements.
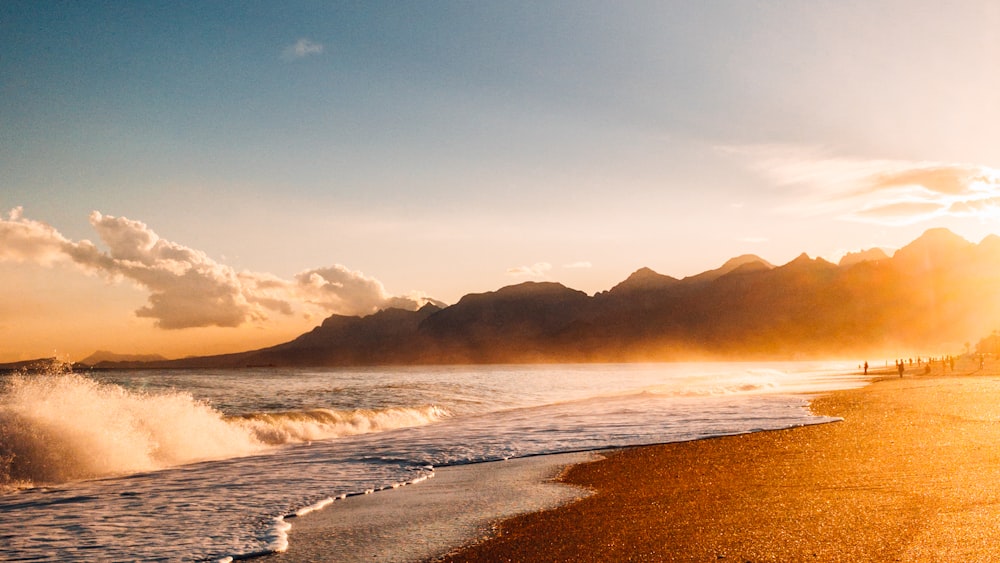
<box><xmin>0</xmin><ymin>372</ymin><xmax>447</xmax><ymax>489</ymax></box>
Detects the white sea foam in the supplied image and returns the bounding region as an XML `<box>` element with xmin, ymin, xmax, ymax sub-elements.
<box><xmin>293</xmin><ymin>496</ymin><xmax>335</xmax><ymax>518</ymax></box>
<box><xmin>0</xmin><ymin>372</ymin><xmax>449</xmax><ymax>488</ymax></box>
<box><xmin>252</xmin><ymin>468</ymin><xmax>441</xmax><ymax>562</ymax></box>
<box><xmin>0</xmin><ymin>362</ymin><xmax>867</xmax><ymax>561</ymax></box>
<box><xmin>0</xmin><ymin>373</ymin><xmax>262</xmax><ymax>487</ymax></box>
<box><xmin>233</xmin><ymin>405</ymin><xmax>449</xmax><ymax>445</ymax></box>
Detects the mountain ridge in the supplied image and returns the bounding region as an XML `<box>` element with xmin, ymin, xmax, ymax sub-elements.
<box><xmin>90</xmin><ymin>228</ymin><xmax>1000</xmax><ymax>368</ymax></box>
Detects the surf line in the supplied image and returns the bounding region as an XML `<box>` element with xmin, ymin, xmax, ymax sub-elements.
<box><xmin>214</xmin><ymin>468</ymin><xmax>436</xmax><ymax>562</ymax></box>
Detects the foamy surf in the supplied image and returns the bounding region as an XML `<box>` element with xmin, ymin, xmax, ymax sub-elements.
<box><xmin>232</xmin><ymin>405</ymin><xmax>450</xmax><ymax>445</ymax></box>
<box><xmin>0</xmin><ymin>372</ymin><xmax>449</xmax><ymax>489</ymax></box>
<box><xmin>0</xmin><ymin>362</ymin><xmax>868</xmax><ymax>561</ymax></box>
<box><xmin>243</xmin><ymin>470</ymin><xmax>439</xmax><ymax>562</ymax></box>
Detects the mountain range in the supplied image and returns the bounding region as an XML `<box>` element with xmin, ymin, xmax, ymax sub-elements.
<box><xmin>86</xmin><ymin>228</ymin><xmax>1000</xmax><ymax>368</ymax></box>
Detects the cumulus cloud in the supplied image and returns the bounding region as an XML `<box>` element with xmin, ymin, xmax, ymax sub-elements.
<box><xmin>0</xmin><ymin>207</ymin><xmax>83</xmax><ymax>264</ymax></box>
<box><xmin>282</xmin><ymin>38</ymin><xmax>324</xmax><ymax>60</ymax></box>
<box><xmin>723</xmin><ymin>144</ymin><xmax>1000</xmax><ymax>226</ymax></box>
<box><xmin>0</xmin><ymin>209</ymin><xmax>435</xmax><ymax>329</ymax></box>
<box><xmin>506</xmin><ymin>262</ymin><xmax>553</xmax><ymax>277</ymax></box>
<box><xmin>294</xmin><ymin>265</ymin><xmax>429</xmax><ymax>317</ymax></box>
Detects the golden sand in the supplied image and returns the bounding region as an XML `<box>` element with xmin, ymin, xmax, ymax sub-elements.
<box><xmin>439</xmin><ymin>360</ymin><xmax>1000</xmax><ymax>562</ymax></box>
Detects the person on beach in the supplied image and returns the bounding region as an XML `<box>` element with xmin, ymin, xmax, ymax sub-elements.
<box><xmin>864</xmin><ymin>361</ymin><xmax>868</xmax><ymax>375</ymax></box>
<box><xmin>897</xmin><ymin>360</ymin><xmax>904</xmax><ymax>377</ymax></box>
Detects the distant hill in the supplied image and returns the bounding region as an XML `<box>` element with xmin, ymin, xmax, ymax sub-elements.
<box><xmin>94</xmin><ymin>228</ymin><xmax>1000</xmax><ymax>368</ymax></box>
<box><xmin>78</xmin><ymin>351</ymin><xmax>168</xmax><ymax>366</ymax></box>
<box><xmin>0</xmin><ymin>357</ymin><xmax>72</xmax><ymax>373</ymax></box>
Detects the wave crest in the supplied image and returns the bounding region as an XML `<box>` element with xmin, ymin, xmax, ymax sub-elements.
<box><xmin>232</xmin><ymin>406</ymin><xmax>450</xmax><ymax>445</ymax></box>
<box><xmin>0</xmin><ymin>373</ymin><xmax>447</xmax><ymax>488</ymax></box>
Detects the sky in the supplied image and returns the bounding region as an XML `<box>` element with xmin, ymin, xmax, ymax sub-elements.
<box><xmin>3</xmin><ymin>1</ymin><xmax>1000</xmax><ymax>362</ymax></box>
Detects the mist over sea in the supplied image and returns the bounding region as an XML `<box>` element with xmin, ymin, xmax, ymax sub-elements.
<box><xmin>0</xmin><ymin>363</ymin><xmax>868</xmax><ymax>561</ymax></box>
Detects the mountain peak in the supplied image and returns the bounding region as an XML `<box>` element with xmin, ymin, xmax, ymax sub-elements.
<box><xmin>839</xmin><ymin>248</ymin><xmax>890</xmax><ymax>267</ymax></box>
<box><xmin>789</xmin><ymin>252</ymin><xmax>813</xmax><ymax>265</ymax></box>
<box><xmin>610</xmin><ymin>267</ymin><xmax>679</xmax><ymax>293</ymax></box>
<box><xmin>720</xmin><ymin>254</ymin><xmax>773</xmax><ymax>271</ymax></box>
<box><xmin>492</xmin><ymin>281</ymin><xmax>579</xmax><ymax>298</ymax></box>
<box><xmin>893</xmin><ymin>228</ymin><xmax>973</xmax><ymax>268</ymax></box>
<box><xmin>779</xmin><ymin>253</ymin><xmax>837</xmax><ymax>271</ymax></box>
<box><xmin>683</xmin><ymin>254</ymin><xmax>774</xmax><ymax>284</ymax></box>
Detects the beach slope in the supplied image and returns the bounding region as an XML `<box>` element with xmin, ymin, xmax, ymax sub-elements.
<box><xmin>441</xmin><ymin>370</ymin><xmax>1000</xmax><ymax>562</ymax></box>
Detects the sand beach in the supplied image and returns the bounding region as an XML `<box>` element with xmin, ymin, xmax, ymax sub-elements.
<box><xmin>278</xmin><ymin>358</ymin><xmax>1000</xmax><ymax>562</ymax></box>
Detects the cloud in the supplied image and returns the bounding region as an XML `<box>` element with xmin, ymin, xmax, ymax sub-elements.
<box><xmin>0</xmin><ymin>209</ymin><xmax>435</xmax><ymax>329</ymax></box>
<box><xmin>75</xmin><ymin>212</ymin><xmax>265</xmax><ymax>329</ymax></box>
<box><xmin>562</xmin><ymin>261</ymin><xmax>593</xmax><ymax>269</ymax></box>
<box><xmin>294</xmin><ymin>265</ymin><xmax>429</xmax><ymax>317</ymax></box>
<box><xmin>723</xmin><ymin>144</ymin><xmax>1000</xmax><ymax>226</ymax></box>
<box><xmin>282</xmin><ymin>38</ymin><xmax>324</xmax><ymax>60</ymax></box>
<box><xmin>0</xmin><ymin>207</ymin><xmax>84</xmax><ymax>264</ymax></box>
<box><xmin>507</xmin><ymin>262</ymin><xmax>552</xmax><ymax>277</ymax></box>
<box><xmin>852</xmin><ymin>200</ymin><xmax>947</xmax><ymax>226</ymax></box>
<box><xmin>866</xmin><ymin>166</ymin><xmax>990</xmax><ymax>196</ymax></box>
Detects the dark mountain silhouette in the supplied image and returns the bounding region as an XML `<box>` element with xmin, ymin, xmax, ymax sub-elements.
<box><xmin>838</xmin><ymin>248</ymin><xmax>890</xmax><ymax>267</ymax></box>
<box><xmin>0</xmin><ymin>357</ymin><xmax>73</xmax><ymax>373</ymax></box>
<box><xmin>608</xmin><ymin>267</ymin><xmax>679</xmax><ymax>293</ymax></box>
<box><xmin>92</xmin><ymin>228</ymin><xmax>1000</xmax><ymax>368</ymax></box>
<box><xmin>682</xmin><ymin>254</ymin><xmax>774</xmax><ymax>284</ymax></box>
<box><xmin>78</xmin><ymin>351</ymin><xmax>168</xmax><ymax>366</ymax></box>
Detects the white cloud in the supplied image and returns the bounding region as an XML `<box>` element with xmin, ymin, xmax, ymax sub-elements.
<box><xmin>0</xmin><ymin>207</ymin><xmax>85</xmax><ymax>264</ymax></box>
<box><xmin>507</xmin><ymin>262</ymin><xmax>552</xmax><ymax>277</ymax></box>
<box><xmin>723</xmin><ymin>144</ymin><xmax>1000</xmax><ymax>226</ymax></box>
<box><xmin>0</xmin><ymin>209</ymin><xmax>434</xmax><ymax>329</ymax></box>
<box><xmin>562</xmin><ymin>261</ymin><xmax>593</xmax><ymax>269</ymax></box>
<box><xmin>282</xmin><ymin>38</ymin><xmax>324</xmax><ymax>60</ymax></box>
<box><xmin>294</xmin><ymin>265</ymin><xmax>431</xmax><ymax>317</ymax></box>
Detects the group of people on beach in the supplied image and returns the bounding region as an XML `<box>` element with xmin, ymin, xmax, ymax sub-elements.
<box><xmin>889</xmin><ymin>356</ymin><xmax>958</xmax><ymax>377</ymax></box>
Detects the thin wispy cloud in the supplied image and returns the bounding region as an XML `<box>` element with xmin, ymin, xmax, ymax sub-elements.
<box><xmin>507</xmin><ymin>262</ymin><xmax>552</xmax><ymax>277</ymax></box>
<box><xmin>282</xmin><ymin>38</ymin><xmax>324</xmax><ymax>60</ymax></box>
<box><xmin>562</xmin><ymin>261</ymin><xmax>593</xmax><ymax>269</ymax></box>
<box><xmin>0</xmin><ymin>209</ymin><xmax>432</xmax><ymax>329</ymax></box>
<box><xmin>724</xmin><ymin>144</ymin><xmax>1000</xmax><ymax>226</ymax></box>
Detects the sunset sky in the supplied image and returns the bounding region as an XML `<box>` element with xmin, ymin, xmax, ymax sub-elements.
<box><xmin>3</xmin><ymin>1</ymin><xmax>1000</xmax><ymax>362</ymax></box>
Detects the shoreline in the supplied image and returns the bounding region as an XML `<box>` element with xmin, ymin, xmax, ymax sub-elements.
<box><xmin>440</xmin><ymin>360</ymin><xmax>1000</xmax><ymax>561</ymax></box>
<box><xmin>271</xmin><ymin>363</ymin><xmax>874</xmax><ymax>562</ymax></box>
<box><xmin>269</xmin><ymin>452</ymin><xmax>598</xmax><ymax>563</ymax></box>
<box><xmin>273</xmin><ymin>360</ymin><xmax>998</xmax><ymax>562</ymax></box>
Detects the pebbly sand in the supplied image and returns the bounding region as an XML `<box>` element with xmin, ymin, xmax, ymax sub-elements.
<box><xmin>279</xmin><ymin>359</ymin><xmax>1000</xmax><ymax>562</ymax></box>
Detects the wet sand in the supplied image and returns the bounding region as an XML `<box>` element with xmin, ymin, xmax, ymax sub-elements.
<box><xmin>441</xmin><ymin>360</ymin><xmax>1000</xmax><ymax>562</ymax></box>
<box><xmin>278</xmin><ymin>359</ymin><xmax>1000</xmax><ymax>562</ymax></box>
<box><xmin>272</xmin><ymin>452</ymin><xmax>596</xmax><ymax>563</ymax></box>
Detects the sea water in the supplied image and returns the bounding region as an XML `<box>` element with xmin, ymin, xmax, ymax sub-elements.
<box><xmin>0</xmin><ymin>362</ymin><xmax>868</xmax><ymax>561</ymax></box>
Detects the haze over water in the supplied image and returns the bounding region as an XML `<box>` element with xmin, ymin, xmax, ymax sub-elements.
<box><xmin>0</xmin><ymin>362</ymin><xmax>867</xmax><ymax>561</ymax></box>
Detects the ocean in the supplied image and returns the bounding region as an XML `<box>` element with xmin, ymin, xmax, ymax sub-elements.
<box><xmin>0</xmin><ymin>362</ymin><xmax>868</xmax><ymax>561</ymax></box>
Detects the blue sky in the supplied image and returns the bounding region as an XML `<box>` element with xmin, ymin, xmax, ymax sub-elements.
<box><xmin>3</xmin><ymin>1</ymin><xmax>1000</xmax><ymax>360</ymax></box>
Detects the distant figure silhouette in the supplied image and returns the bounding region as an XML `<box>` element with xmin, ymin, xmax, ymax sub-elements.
<box><xmin>863</xmin><ymin>361</ymin><xmax>868</xmax><ymax>375</ymax></box>
<box><xmin>897</xmin><ymin>360</ymin><xmax>904</xmax><ymax>378</ymax></box>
